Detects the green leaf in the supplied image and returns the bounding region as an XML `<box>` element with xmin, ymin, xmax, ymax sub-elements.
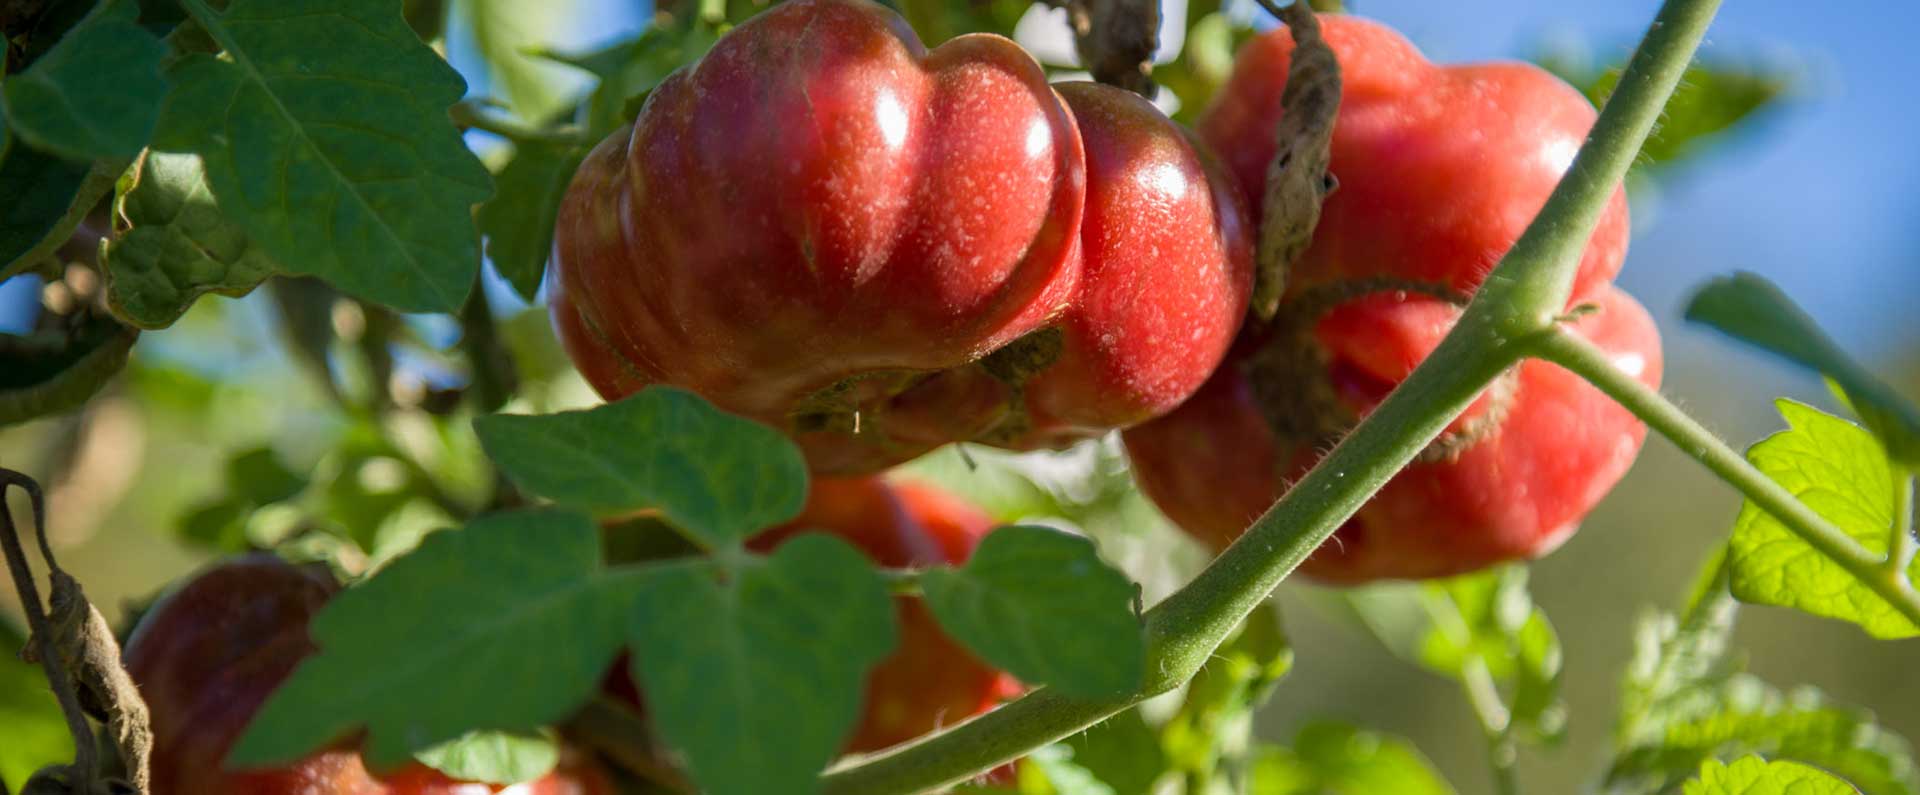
<box><xmin>1683</xmin><ymin>756</ymin><xmax>1858</xmax><ymax>795</ymax></box>
<box><xmin>1060</xmin><ymin>709</ymin><xmax>1166</xmax><ymax>795</ymax></box>
<box><xmin>1727</xmin><ymin>400</ymin><xmax>1918</xmax><ymax>638</ymax></box>
<box><xmin>920</xmin><ymin>525</ymin><xmax>1144</xmax><ymax>698</ymax></box>
<box><xmin>0</xmin><ymin>0</ymin><xmax>167</xmax><ymax>161</ymax></box>
<box><xmin>537</xmin><ymin>25</ymin><xmax>716</xmax><ymax>138</ymax></box>
<box><xmin>1022</xmin><ymin>744</ymin><xmax>1117</xmax><ymax>795</ymax></box>
<box><xmin>153</xmin><ymin>0</ymin><xmax>494</xmax><ymax>314</ymax></box>
<box><xmin>227</xmin><ymin>446</ymin><xmax>309</xmax><ymax>505</ymax></box>
<box><xmin>413</xmin><ymin>728</ymin><xmax>559</xmax><ymax>786</ymax></box>
<box><xmin>1541</xmin><ymin>56</ymin><xmax>1790</xmax><ymax>172</ymax></box>
<box><xmin>176</xmin><ymin>495</ymin><xmax>252</xmax><ymax>551</ymax></box>
<box><xmin>1686</xmin><ymin>272</ymin><xmax>1920</xmax><ymax>466</ymax></box>
<box><xmin>1250</xmin><ymin>722</ymin><xmax>1456</xmax><ymax>795</ymax></box>
<box><xmin>627</xmin><ymin>534</ymin><xmax>896</xmax><ymax>795</ymax></box>
<box><xmin>0</xmin><ymin>314</ymin><xmax>139</xmax><ymax>427</ymax></box>
<box><xmin>102</xmin><ymin>151</ymin><xmax>279</xmax><ymax>329</ymax></box>
<box><xmin>0</xmin><ymin>142</ymin><xmax>94</xmax><ymax>280</ymax></box>
<box><xmin>462</xmin><ymin>0</ymin><xmax>591</xmax><ymax>124</ymax></box>
<box><xmin>474</xmin><ymin>386</ymin><xmax>808</xmax><ymax>547</ymax></box>
<box><xmin>1616</xmin><ymin>550</ymin><xmax>1742</xmax><ymax>748</ymax></box>
<box><xmin>229</xmin><ymin>509</ymin><xmax>638</xmax><ymax>768</ymax></box>
<box><xmin>476</xmin><ymin>141</ymin><xmax>584</xmax><ymax>300</ymax></box>
<box><xmin>1610</xmin><ymin>685</ymin><xmax>1915</xmax><ymax>795</ymax></box>
<box><xmin>1164</xmin><ymin>601</ymin><xmax>1290</xmax><ymax>781</ymax></box>
<box><xmin>0</xmin><ymin>619</ymin><xmax>74</xmax><ymax>792</ymax></box>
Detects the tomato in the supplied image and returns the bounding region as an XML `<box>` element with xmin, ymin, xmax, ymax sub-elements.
<box><xmin>548</xmin><ymin>0</ymin><xmax>1250</xmax><ymax>474</ymax></box>
<box><xmin>1122</xmin><ymin>14</ymin><xmax>1658</xmax><ymax>583</ymax></box>
<box><xmin>122</xmin><ymin>556</ymin><xmax>612</xmax><ymax>795</ymax></box>
<box><xmin>751</xmin><ymin>477</ymin><xmax>1019</xmax><ymax>752</ymax></box>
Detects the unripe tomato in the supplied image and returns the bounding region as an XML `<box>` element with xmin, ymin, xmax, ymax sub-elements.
<box><xmin>752</xmin><ymin>477</ymin><xmax>1019</xmax><ymax>752</ymax></box>
<box><xmin>122</xmin><ymin>556</ymin><xmax>611</xmax><ymax>795</ymax></box>
<box><xmin>1122</xmin><ymin>14</ymin><xmax>1657</xmax><ymax>583</ymax></box>
<box><xmin>549</xmin><ymin>0</ymin><xmax>1250</xmax><ymax>474</ymax></box>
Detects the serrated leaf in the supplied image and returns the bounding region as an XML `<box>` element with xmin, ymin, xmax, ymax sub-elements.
<box><xmin>475</xmin><ymin>386</ymin><xmax>808</xmax><ymax>547</ymax></box>
<box><xmin>227</xmin><ymin>446</ymin><xmax>308</xmax><ymax>505</ymax></box>
<box><xmin>1617</xmin><ymin>551</ymin><xmax>1742</xmax><ymax>748</ymax></box>
<box><xmin>413</xmin><ymin>728</ymin><xmax>558</xmax><ymax>786</ymax></box>
<box><xmin>153</xmin><ymin>0</ymin><xmax>494</xmax><ymax>314</ymax></box>
<box><xmin>627</xmin><ymin>534</ymin><xmax>896</xmax><ymax>795</ymax></box>
<box><xmin>230</xmin><ymin>509</ymin><xmax>638</xmax><ymax>768</ymax></box>
<box><xmin>0</xmin><ymin>314</ymin><xmax>139</xmax><ymax>426</ymax></box>
<box><xmin>0</xmin><ymin>0</ymin><xmax>167</xmax><ymax>160</ymax></box>
<box><xmin>0</xmin><ymin>143</ymin><xmax>94</xmax><ymax>280</ymax></box>
<box><xmin>1727</xmin><ymin>400</ymin><xmax>1918</xmax><ymax>638</ymax></box>
<box><xmin>1686</xmin><ymin>272</ymin><xmax>1920</xmax><ymax>466</ymax></box>
<box><xmin>0</xmin><ymin>619</ymin><xmax>74</xmax><ymax>792</ymax></box>
<box><xmin>476</xmin><ymin>141</ymin><xmax>583</xmax><ymax>300</ymax></box>
<box><xmin>1610</xmin><ymin>685</ymin><xmax>1915</xmax><ymax>795</ymax></box>
<box><xmin>1683</xmin><ymin>756</ymin><xmax>1858</xmax><ymax>795</ymax></box>
<box><xmin>920</xmin><ymin>525</ymin><xmax>1143</xmax><ymax>698</ymax></box>
<box><xmin>103</xmin><ymin>151</ymin><xmax>279</xmax><ymax>328</ymax></box>
<box><xmin>1250</xmin><ymin>722</ymin><xmax>1457</xmax><ymax>795</ymax></box>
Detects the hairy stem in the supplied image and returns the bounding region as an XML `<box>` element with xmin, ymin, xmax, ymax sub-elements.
<box><xmin>1532</xmin><ymin>330</ymin><xmax>1920</xmax><ymax>628</ymax></box>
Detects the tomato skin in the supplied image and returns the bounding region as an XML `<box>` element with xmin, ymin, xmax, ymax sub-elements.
<box><xmin>751</xmin><ymin>477</ymin><xmax>1019</xmax><ymax>752</ymax></box>
<box><xmin>1122</xmin><ymin>14</ymin><xmax>1656</xmax><ymax>584</ymax></box>
<box><xmin>549</xmin><ymin>0</ymin><xmax>1251</xmax><ymax>474</ymax></box>
<box><xmin>122</xmin><ymin>556</ymin><xmax>612</xmax><ymax>795</ymax></box>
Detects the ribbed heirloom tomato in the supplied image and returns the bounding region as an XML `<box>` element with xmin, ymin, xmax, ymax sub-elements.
<box><xmin>549</xmin><ymin>0</ymin><xmax>1251</xmax><ymax>474</ymax></box>
<box><xmin>122</xmin><ymin>556</ymin><xmax>612</xmax><ymax>795</ymax></box>
<box><xmin>1122</xmin><ymin>14</ymin><xmax>1662</xmax><ymax>583</ymax></box>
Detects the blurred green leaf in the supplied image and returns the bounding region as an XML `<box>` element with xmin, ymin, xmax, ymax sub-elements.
<box><xmin>1682</xmin><ymin>756</ymin><xmax>1858</xmax><ymax>795</ymax></box>
<box><xmin>176</xmin><ymin>494</ymin><xmax>252</xmax><ymax>551</ymax></box>
<box><xmin>1250</xmin><ymin>722</ymin><xmax>1456</xmax><ymax>795</ymax></box>
<box><xmin>1616</xmin><ymin>550</ymin><xmax>1742</xmax><ymax>749</ymax></box>
<box><xmin>477</xmin><ymin>141</ymin><xmax>585</xmax><ymax>300</ymax></box>
<box><xmin>461</xmin><ymin>0</ymin><xmax>590</xmax><ymax>124</ymax></box>
<box><xmin>0</xmin><ymin>619</ymin><xmax>74</xmax><ymax>792</ymax></box>
<box><xmin>0</xmin><ymin>144</ymin><xmax>94</xmax><ymax>281</ymax></box>
<box><xmin>0</xmin><ymin>314</ymin><xmax>139</xmax><ymax>427</ymax></box>
<box><xmin>1540</xmin><ymin>55</ymin><xmax>1790</xmax><ymax>172</ymax></box>
<box><xmin>920</xmin><ymin>525</ymin><xmax>1144</xmax><ymax>698</ymax></box>
<box><xmin>1164</xmin><ymin>601</ymin><xmax>1290</xmax><ymax>783</ymax></box>
<box><xmin>103</xmin><ymin>151</ymin><xmax>279</xmax><ymax>329</ymax></box>
<box><xmin>475</xmin><ymin>386</ymin><xmax>808</xmax><ymax>547</ymax></box>
<box><xmin>153</xmin><ymin>0</ymin><xmax>494</xmax><ymax>314</ymax></box>
<box><xmin>1610</xmin><ymin>684</ymin><xmax>1914</xmax><ymax>795</ymax></box>
<box><xmin>1686</xmin><ymin>272</ymin><xmax>1920</xmax><ymax>466</ymax></box>
<box><xmin>0</xmin><ymin>0</ymin><xmax>167</xmax><ymax>160</ymax></box>
<box><xmin>897</xmin><ymin>0</ymin><xmax>1030</xmax><ymax>44</ymax></box>
<box><xmin>414</xmin><ymin>728</ymin><xmax>559</xmax><ymax>786</ymax></box>
<box><xmin>1021</xmin><ymin>744</ymin><xmax>1117</xmax><ymax>795</ymax></box>
<box><xmin>1060</xmin><ymin>709</ymin><xmax>1164</xmax><ymax>795</ymax></box>
<box><xmin>1154</xmin><ymin>12</ymin><xmax>1253</xmax><ymax>125</ymax></box>
<box><xmin>1727</xmin><ymin>400</ymin><xmax>1918</xmax><ymax>638</ymax></box>
<box><xmin>226</xmin><ymin>446</ymin><xmax>309</xmax><ymax>505</ymax></box>
<box><xmin>627</xmin><ymin>534</ymin><xmax>895</xmax><ymax>795</ymax></box>
<box><xmin>230</xmin><ymin>509</ymin><xmax>638</xmax><ymax>768</ymax></box>
<box><xmin>538</xmin><ymin>25</ymin><xmax>717</xmax><ymax>139</ymax></box>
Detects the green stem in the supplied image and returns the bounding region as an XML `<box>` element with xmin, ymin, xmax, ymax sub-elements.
<box><xmin>819</xmin><ymin>0</ymin><xmax>1723</xmax><ymax>790</ymax></box>
<box><xmin>1890</xmin><ymin>474</ymin><xmax>1916</xmax><ymax>576</ymax></box>
<box><xmin>1532</xmin><ymin>329</ymin><xmax>1920</xmax><ymax>629</ymax></box>
<box><xmin>448</xmin><ymin>99</ymin><xmax>589</xmax><ymax>146</ymax></box>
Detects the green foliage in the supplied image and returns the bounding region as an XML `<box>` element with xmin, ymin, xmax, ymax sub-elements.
<box><xmin>1163</xmin><ymin>601</ymin><xmax>1290</xmax><ymax>788</ymax></box>
<box><xmin>475</xmin><ymin>386</ymin><xmax>809</xmax><ymax>547</ymax></box>
<box><xmin>1687</xmin><ymin>272</ymin><xmax>1920</xmax><ymax>466</ymax></box>
<box><xmin>413</xmin><ymin>729</ymin><xmax>560</xmax><ymax>786</ymax></box>
<box><xmin>920</xmin><ymin>525</ymin><xmax>1145</xmax><ymax>698</ymax></box>
<box><xmin>1152</xmin><ymin>0</ymin><xmax>1253</xmax><ymax>125</ymax></box>
<box><xmin>1249</xmin><ymin>722</ymin><xmax>1457</xmax><ymax>795</ymax></box>
<box><xmin>0</xmin><ymin>146</ymin><xmax>93</xmax><ymax>280</ymax></box>
<box><xmin>230</xmin><ymin>509</ymin><xmax>640</xmax><ymax>768</ymax></box>
<box><xmin>459</xmin><ymin>0</ymin><xmax>592</xmax><ymax>124</ymax></box>
<box><xmin>1021</xmin><ymin>744</ymin><xmax>1118</xmax><ymax>795</ymax></box>
<box><xmin>0</xmin><ymin>619</ymin><xmax>73</xmax><ymax>792</ymax></box>
<box><xmin>627</xmin><ymin>534</ymin><xmax>896</xmax><ymax>795</ymax></box>
<box><xmin>476</xmin><ymin>141</ymin><xmax>584</xmax><ymax>300</ymax></box>
<box><xmin>1682</xmin><ymin>756</ymin><xmax>1858</xmax><ymax>795</ymax></box>
<box><xmin>1539</xmin><ymin>54</ymin><xmax>1789</xmax><ymax>172</ymax></box>
<box><xmin>151</xmin><ymin>0</ymin><xmax>494</xmax><ymax>314</ymax></box>
<box><xmin>0</xmin><ymin>0</ymin><xmax>166</xmax><ymax>161</ymax></box>
<box><xmin>103</xmin><ymin>151</ymin><xmax>278</xmax><ymax>329</ymax></box>
<box><xmin>538</xmin><ymin>24</ymin><xmax>718</xmax><ymax>139</ymax></box>
<box><xmin>0</xmin><ymin>313</ymin><xmax>138</xmax><ymax>426</ymax></box>
<box><xmin>1059</xmin><ymin>709</ymin><xmax>1166</xmax><ymax>795</ymax></box>
<box><xmin>1728</xmin><ymin>401</ymin><xmax>1918</xmax><ymax>638</ymax></box>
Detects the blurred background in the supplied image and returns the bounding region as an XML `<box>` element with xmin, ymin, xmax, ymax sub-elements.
<box><xmin>3</xmin><ymin>0</ymin><xmax>1917</xmax><ymax>792</ymax></box>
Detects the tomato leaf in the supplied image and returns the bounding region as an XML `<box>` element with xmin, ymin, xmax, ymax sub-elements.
<box><xmin>1727</xmin><ymin>400</ymin><xmax>1918</xmax><ymax>638</ymax></box>
<box><xmin>626</xmin><ymin>534</ymin><xmax>896</xmax><ymax>795</ymax></box>
<box><xmin>1250</xmin><ymin>722</ymin><xmax>1457</xmax><ymax>795</ymax></box>
<box><xmin>152</xmin><ymin>0</ymin><xmax>494</xmax><ymax>314</ymax></box>
<box><xmin>0</xmin><ymin>618</ymin><xmax>73</xmax><ymax>793</ymax></box>
<box><xmin>0</xmin><ymin>315</ymin><xmax>139</xmax><ymax>427</ymax></box>
<box><xmin>474</xmin><ymin>386</ymin><xmax>808</xmax><ymax>547</ymax></box>
<box><xmin>1060</xmin><ymin>709</ymin><xmax>1166</xmax><ymax>795</ymax></box>
<box><xmin>1682</xmin><ymin>757</ymin><xmax>1858</xmax><ymax>795</ymax></box>
<box><xmin>413</xmin><ymin>729</ymin><xmax>559</xmax><ymax>787</ymax></box>
<box><xmin>1609</xmin><ymin>686</ymin><xmax>1915</xmax><ymax>795</ymax></box>
<box><xmin>536</xmin><ymin>25</ymin><xmax>714</xmax><ymax>139</ymax></box>
<box><xmin>1685</xmin><ymin>272</ymin><xmax>1920</xmax><ymax>466</ymax></box>
<box><xmin>1164</xmin><ymin>601</ymin><xmax>1290</xmax><ymax>782</ymax></box>
<box><xmin>226</xmin><ymin>446</ymin><xmax>309</xmax><ymax>505</ymax></box>
<box><xmin>0</xmin><ymin>143</ymin><xmax>95</xmax><ymax>281</ymax></box>
<box><xmin>1539</xmin><ymin>55</ymin><xmax>1790</xmax><ymax>172</ymax></box>
<box><xmin>1021</xmin><ymin>744</ymin><xmax>1118</xmax><ymax>795</ymax></box>
<box><xmin>102</xmin><ymin>151</ymin><xmax>280</xmax><ymax>329</ymax></box>
<box><xmin>920</xmin><ymin>525</ymin><xmax>1144</xmax><ymax>698</ymax></box>
<box><xmin>0</xmin><ymin>0</ymin><xmax>167</xmax><ymax>161</ymax></box>
<box><xmin>476</xmin><ymin>141</ymin><xmax>584</xmax><ymax>301</ymax></box>
<box><xmin>229</xmin><ymin>509</ymin><xmax>639</xmax><ymax>769</ymax></box>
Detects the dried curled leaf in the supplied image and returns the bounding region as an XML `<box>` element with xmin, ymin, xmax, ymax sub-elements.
<box><xmin>1253</xmin><ymin>0</ymin><xmax>1340</xmax><ymax>320</ymax></box>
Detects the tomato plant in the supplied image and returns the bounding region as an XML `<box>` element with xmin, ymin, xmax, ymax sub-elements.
<box><xmin>3</xmin><ymin>0</ymin><xmax>1916</xmax><ymax>795</ymax></box>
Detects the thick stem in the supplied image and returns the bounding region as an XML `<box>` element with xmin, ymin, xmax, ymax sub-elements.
<box><xmin>1532</xmin><ymin>330</ymin><xmax>1920</xmax><ymax>628</ymax></box>
<box><xmin>817</xmin><ymin>0</ymin><xmax>1724</xmax><ymax>790</ymax></box>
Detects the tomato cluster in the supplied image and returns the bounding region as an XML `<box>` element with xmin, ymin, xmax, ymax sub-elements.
<box><xmin>122</xmin><ymin>556</ymin><xmax>613</xmax><ymax>795</ymax></box>
<box><xmin>1122</xmin><ymin>15</ymin><xmax>1661</xmax><ymax>582</ymax></box>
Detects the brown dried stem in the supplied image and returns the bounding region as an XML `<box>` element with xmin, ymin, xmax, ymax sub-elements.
<box><xmin>1247</xmin><ymin>0</ymin><xmax>1341</xmax><ymax>320</ymax></box>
